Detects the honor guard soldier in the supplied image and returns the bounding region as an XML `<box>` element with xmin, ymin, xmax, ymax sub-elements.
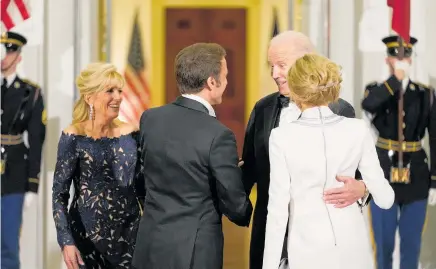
<box><xmin>362</xmin><ymin>35</ymin><xmax>436</xmax><ymax>269</ymax></box>
<box><xmin>1</xmin><ymin>32</ymin><xmax>46</xmax><ymax>269</ymax></box>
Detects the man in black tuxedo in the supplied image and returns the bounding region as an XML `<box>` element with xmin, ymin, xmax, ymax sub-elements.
<box><xmin>242</xmin><ymin>31</ymin><xmax>371</xmax><ymax>269</ymax></box>
<box><xmin>133</xmin><ymin>43</ymin><xmax>253</xmax><ymax>269</ymax></box>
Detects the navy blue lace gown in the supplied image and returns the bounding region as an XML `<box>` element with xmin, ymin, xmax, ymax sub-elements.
<box><xmin>52</xmin><ymin>131</ymin><xmax>145</xmax><ymax>269</ymax></box>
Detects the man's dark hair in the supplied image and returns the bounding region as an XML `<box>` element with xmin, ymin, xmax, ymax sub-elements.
<box><xmin>174</xmin><ymin>43</ymin><xmax>226</xmax><ymax>94</ymax></box>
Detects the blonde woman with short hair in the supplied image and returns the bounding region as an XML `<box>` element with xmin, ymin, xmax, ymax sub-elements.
<box><xmin>262</xmin><ymin>54</ymin><xmax>395</xmax><ymax>269</ymax></box>
<box><xmin>52</xmin><ymin>62</ymin><xmax>145</xmax><ymax>269</ymax></box>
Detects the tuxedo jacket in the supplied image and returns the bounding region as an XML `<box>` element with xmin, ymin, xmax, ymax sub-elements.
<box><xmin>241</xmin><ymin>92</ymin><xmax>363</xmax><ymax>269</ymax></box>
<box><xmin>133</xmin><ymin>96</ymin><xmax>252</xmax><ymax>269</ymax></box>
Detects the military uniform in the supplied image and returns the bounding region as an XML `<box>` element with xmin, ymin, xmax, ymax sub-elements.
<box><xmin>1</xmin><ymin>32</ymin><xmax>46</xmax><ymax>269</ymax></box>
<box><xmin>362</xmin><ymin>35</ymin><xmax>436</xmax><ymax>269</ymax></box>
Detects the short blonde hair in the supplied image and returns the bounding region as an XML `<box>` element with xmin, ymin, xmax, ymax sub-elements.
<box><xmin>287</xmin><ymin>54</ymin><xmax>342</xmax><ymax>106</ymax></box>
<box><xmin>72</xmin><ymin>62</ymin><xmax>124</xmax><ymax>124</ymax></box>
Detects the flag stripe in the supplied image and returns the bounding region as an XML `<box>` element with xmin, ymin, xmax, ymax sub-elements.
<box><xmin>119</xmin><ymin>100</ymin><xmax>138</xmax><ymax>124</ymax></box>
<box><xmin>137</xmin><ymin>72</ymin><xmax>151</xmax><ymax>96</ymax></box>
<box><xmin>119</xmin><ymin>100</ymin><xmax>136</xmax><ymax>122</ymax></box>
<box><xmin>122</xmin><ymin>86</ymin><xmax>144</xmax><ymax>116</ymax></box>
<box><xmin>388</xmin><ymin>0</ymin><xmax>411</xmax><ymax>43</ymax></box>
<box><xmin>124</xmin><ymin>75</ymin><xmax>148</xmax><ymax>111</ymax></box>
<box><xmin>125</xmin><ymin>67</ymin><xmax>150</xmax><ymax>106</ymax></box>
<box><xmin>14</xmin><ymin>0</ymin><xmax>30</xmax><ymax>20</ymax></box>
<box><xmin>1</xmin><ymin>0</ymin><xmax>15</xmax><ymax>29</ymax></box>
<box><xmin>122</xmin><ymin>74</ymin><xmax>147</xmax><ymax>123</ymax></box>
<box><xmin>121</xmin><ymin>97</ymin><xmax>140</xmax><ymax>123</ymax></box>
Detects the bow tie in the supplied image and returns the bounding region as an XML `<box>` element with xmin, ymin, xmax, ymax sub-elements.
<box><xmin>278</xmin><ymin>95</ymin><xmax>290</xmax><ymax>108</ymax></box>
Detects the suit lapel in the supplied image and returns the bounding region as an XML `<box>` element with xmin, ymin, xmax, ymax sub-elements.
<box><xmin>263</xmin><ymin>93</ymin><xmax>280</xmax><ymax>153</ymax></box>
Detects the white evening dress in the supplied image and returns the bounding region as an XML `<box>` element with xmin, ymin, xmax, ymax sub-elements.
<box><xmin>262</xmin><ymin>106</ymin><xmax>395</xmax><ymax>269</ymax></box>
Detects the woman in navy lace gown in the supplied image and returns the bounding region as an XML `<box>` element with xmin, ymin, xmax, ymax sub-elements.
<box><xmin>52</xmin><ymin>62</ymin><xmax>145</xmax><ymax>269</ymax></box>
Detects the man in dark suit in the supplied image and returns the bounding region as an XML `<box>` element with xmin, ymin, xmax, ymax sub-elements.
<box><xmin>133</xmin><ymin>43</ymin><xmax>253</xmax><ymax>269</ymax></box>
<box><xmin>242</xmin><ymin>31</ymin><xmax>371</xmax><ymax>269</ymax></box>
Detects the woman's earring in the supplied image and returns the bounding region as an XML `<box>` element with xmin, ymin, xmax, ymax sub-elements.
<box><xmin>89</xmin><ymin>104</ymin><xmax>94</xmax><ymax>120</ymax></box>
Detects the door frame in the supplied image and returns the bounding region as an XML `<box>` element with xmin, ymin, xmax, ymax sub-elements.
<box><xmin>150</xmin><ymin>0</ymin><xmax>261</xmax><ymax>123</ymax></box>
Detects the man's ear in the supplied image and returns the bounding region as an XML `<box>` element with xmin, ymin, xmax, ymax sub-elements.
<box><xmin>206</xmin><ymin>76</ymin><xmax>215</xmax><ymax>90</ymax></box>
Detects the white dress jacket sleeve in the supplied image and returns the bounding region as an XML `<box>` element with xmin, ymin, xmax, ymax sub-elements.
<box><xmin>359</xmin><ymin>127</ymin><xmax>395</xmax><ymax>209</ymax></box>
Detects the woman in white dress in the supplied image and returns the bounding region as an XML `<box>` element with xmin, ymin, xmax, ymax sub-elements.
<box><xmin>262</xmin><ymin>54</ymin><xmax>395</xmax><ymax>269</ymax></box>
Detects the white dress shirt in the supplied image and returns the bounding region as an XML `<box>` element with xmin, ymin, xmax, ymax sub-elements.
<box><xmin>278</xmin><ymin>101</ymin><xmax>301</xmax><ymax>126</ymax></box>
<box><xmin>182</xmin><ymin>94</ymin><xmax>216</xmax><ymax>117</ymax></box>
<box><xmin>402</xmin><ymin>77</ymin><xmax>410</xmax><ymax>93</ymax></box>
<box><xmin>1</xmin><ymin>73</ymin><xmax>17</xmax><ymax>88</ymax></box>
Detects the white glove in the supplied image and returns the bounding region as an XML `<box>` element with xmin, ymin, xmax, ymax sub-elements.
<box><xmin>428</xmin><ymin>189</ymin><xmax>436</xmax><ymax>206</ymax></box>
<box><xmin>394</xmin><ymin>60</ymin><xmax>411</xmax><ymax>77</ymax></box>
<box><xmin>24</xmin><ymin>192</ymin><xmax>37</xmax><ymax>209</ymax></box>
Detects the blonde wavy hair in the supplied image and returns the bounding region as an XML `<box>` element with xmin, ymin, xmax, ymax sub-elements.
<box><xmin>72</xmin><ymin>62</ymin><xmax>125</xmax><ymax>125</ymax></box>
<box><xmin>287</xmin><ymin>54</ymin><xmax>342</xmax><ymax>107</ymax></box>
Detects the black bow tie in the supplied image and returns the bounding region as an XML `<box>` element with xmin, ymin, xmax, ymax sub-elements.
<box><xmin>278</xmin><ymin>95</ymin><xmax>290</xmax><ymax>108</ymax></box>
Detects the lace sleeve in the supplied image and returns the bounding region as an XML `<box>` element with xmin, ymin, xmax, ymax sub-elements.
<box><xmin>132</xmin><ymin>131</ymin><xmax>145</xmax><ymax>208</ymax></box>
<box><xmin>52</xmin><ymin>132</ymin><xmax>78</xmax><ymax>248</ymax></box>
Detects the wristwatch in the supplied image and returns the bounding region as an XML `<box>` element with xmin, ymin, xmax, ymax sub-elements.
<box><xmin>358</xmin><ymin>183</ymin><xmax>370</xmax><ymax>210</ymax></box>
<box><xmin>363</xmin><ymin>184</ymin><xmax>369</xmax><ymax>200</ymax></box>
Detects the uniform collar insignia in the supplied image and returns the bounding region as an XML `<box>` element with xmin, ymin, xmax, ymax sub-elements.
<box><xmin>409</xmin><ymin>83</ymin><xmax>415</xmax><ymax>91</ymax></box>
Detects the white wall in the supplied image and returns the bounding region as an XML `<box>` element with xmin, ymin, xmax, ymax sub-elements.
<box><xmin>329</xmin><ymin>0</ymin><xmax>357</xmax><ymax>106</ymax></box>
<box><xmin>8</xmin><ymin>0</ymin><xmax>98</xmax><ymax>268</ymax></box>
<box><xmin>301</xmin><ymin>0</ymin><xmax>359</xmax><ymax>112</ymax></box>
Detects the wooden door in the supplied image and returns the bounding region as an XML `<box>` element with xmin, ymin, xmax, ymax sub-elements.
<box><xmin>165</xmin><ymin>8</ymin><xmax>246</xmax><ymax>156</ymax></box>
<box><xmin>166</xmin><ymin>9</ymin><xmax>248</xmax><ymax>269</ymax></box>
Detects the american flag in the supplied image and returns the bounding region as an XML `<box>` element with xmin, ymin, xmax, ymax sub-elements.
<box><xmin>1</xmin><ymin>0</ymin><xmax>30</xmax><ymax>30</ymax></box>
<box><xmin>120</xmin><ymin>11</ymin><xmax>151</xmax><ymax>125</ymax></box>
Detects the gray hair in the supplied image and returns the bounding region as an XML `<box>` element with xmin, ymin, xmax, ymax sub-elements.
<box><xmin>269</xmin><ymin>30</ymin><xmax>316</xmax><ymax>59</ymax></box>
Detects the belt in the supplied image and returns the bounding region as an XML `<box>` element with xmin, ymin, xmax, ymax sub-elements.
<box><xmin>376</xmin><ymin>137</ymin><xmax>422</xmax><ymax>152</ymax></box>
<box><xmin>1</xmin><ymin>134</ymin><xmax>24</xmax><ymax>145</ymax></box>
